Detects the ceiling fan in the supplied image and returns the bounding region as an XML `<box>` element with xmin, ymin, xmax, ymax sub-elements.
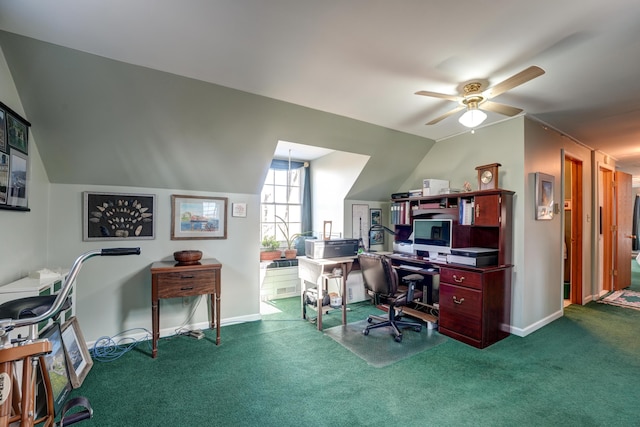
<box><xmin>415</xmin><ymin>66</ymin><xmax>545</xmax><ymax>127</ymax></box>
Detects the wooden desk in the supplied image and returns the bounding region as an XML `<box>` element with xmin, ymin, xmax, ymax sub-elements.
<box><xmin>298</xmin><ymin>256</ymin><xmax>355</xmax><ymax>330</ymax></box>
<box><xmin>150</xmin><ymin>259</ymin><xmax>221</xmax><ymax>358</ymax></box>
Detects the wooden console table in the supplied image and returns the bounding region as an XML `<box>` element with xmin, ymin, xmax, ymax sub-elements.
<box><xmin>150</xmin><ymin>258</ymin><xmax>221</xmax><ymax>358</ymax></box>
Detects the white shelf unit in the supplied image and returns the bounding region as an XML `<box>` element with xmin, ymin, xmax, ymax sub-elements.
<box><xmin>260</xmin><ymin>265</ymin><xmax>301</xmax><ymax>301</ymax></box>
<box><xmin>0</xmin><ymin>269</ymin><xmax>74</xmax><ymax>336</ymax></box>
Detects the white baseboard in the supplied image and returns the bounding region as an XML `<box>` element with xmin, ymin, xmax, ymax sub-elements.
<box><xmin>509</xmin><ymin>309</ymin><xmax>563</xmax><ymax>337</ymax></box>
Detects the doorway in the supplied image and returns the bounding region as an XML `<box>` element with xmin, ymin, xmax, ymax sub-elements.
<box><xmin>599</xmin><ymin>168</ymin><xmax>633</xmax><ymax>293</ymax></box>
<box><xmin>563</xmin><ymin>156</ymin><xmax>583</xmax><ymax>305</ymax></box>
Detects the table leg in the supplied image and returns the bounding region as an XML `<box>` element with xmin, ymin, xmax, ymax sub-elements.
<box><xmin>341</xmin><ymin>262</ymin><xmax>348</xmax><ymax>325</ymax></box>
<box><xmin>317</xmin><ymin>288</ymin><xmax>323</xmax><ymax>330</ymax></box>
<box><xmin>215</xmin><ymin>290</ymin><xmax>221</xmax><ymax>345</ymax></box>
<box><xmin>152</xmin><ymin>299</ymin><xmax>159</xmax><ymax>358</ymax></box>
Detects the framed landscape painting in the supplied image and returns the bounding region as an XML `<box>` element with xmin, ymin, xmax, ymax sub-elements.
<box><xmin>171</xmin><ymin>195</ymin><xmax>228</xmax><ymax>240</ymax></box>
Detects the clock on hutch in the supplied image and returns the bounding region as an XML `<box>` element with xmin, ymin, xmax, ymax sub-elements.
<box><xmin>475</xmin><ymin>163</ymin><xmax>501</xmax><ymax>191</ymax></box>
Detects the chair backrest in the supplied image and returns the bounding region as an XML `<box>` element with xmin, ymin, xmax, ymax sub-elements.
<box><xmin>358</xmin><ymin>253</ymin><xmax>398</xmax><ymax>295</ymax></box>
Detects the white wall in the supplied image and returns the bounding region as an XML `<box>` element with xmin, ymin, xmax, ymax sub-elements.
<box><xmin>0</xmin><ymin>45</ymin><xmax>50</xmax><ymax>285</ymax></box>
<box><xmin>46</xmin><ymin>184</ymin><xmax>261</xmax><ymax>342</ymax></box>
<box><xmin>311</xmin><ymin>151</ymin><xmax>369</xmax><ymax>237</ymax></box>
<box><xmin>522</xmin><ymin>120</ymin><xmax>595</xmax><ymax>331</ymax></box>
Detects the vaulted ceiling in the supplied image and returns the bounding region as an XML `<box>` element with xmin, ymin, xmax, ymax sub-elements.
<box><xmin>1</xmin><ymin>0</ymin><xmax>640</xmax><ymax>178</ymax></box>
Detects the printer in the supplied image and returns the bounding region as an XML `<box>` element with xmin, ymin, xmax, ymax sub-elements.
<box><xmin>305</xmin><ymin>239</ymin><xmax>359</xmax><ymax>259</ymax></box>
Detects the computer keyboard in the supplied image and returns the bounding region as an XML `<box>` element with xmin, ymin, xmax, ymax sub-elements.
<box><xmin>399</xmin><ymin>265</ymin><xmax>422</xmax><ymax>271</ymax></box>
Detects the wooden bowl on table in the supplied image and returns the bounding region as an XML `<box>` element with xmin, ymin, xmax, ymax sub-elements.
<box><xmin>173</xmin><ymin>250</ymin><xmax>203</xmax><ymax>265</ymax></box>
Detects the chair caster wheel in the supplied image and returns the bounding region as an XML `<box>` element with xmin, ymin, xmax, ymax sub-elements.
<box><xmin>367</xmin><ymin>317</ymin><xmax>373</xmax><ymax>324</ymax></box>
<box><xmin>414</xmin><ymin>326</ymin><xmax>422</xmax><ymax>332</ymax></box>
<box><xmin>363</xmin><ymin>329</ymin><xmax>370</xmax><ymax>336</ymax></box>
<box><xmin>394</xmin><ymin>334</ymin><xmax>402</xmax><ymax>343</ymax></box>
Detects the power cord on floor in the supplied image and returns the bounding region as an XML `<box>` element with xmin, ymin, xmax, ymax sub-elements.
<box><xmin>90</xmin><ymin>328</ymin><xmax>152</xmax><ymax>362</ymax></box>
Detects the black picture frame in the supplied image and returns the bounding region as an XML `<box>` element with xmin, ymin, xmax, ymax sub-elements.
<box><xmin>83</xmin><ymin>191</ymin><xmax>156</xmax><ymax>240</ymax></box>
<box><xmin>7</xmin><ymin>112</ymin><xmax>28</xmax><ymax>154</ymax></box>
<box><xmin>0</xmin><ymin>107</ymin><xmax>6</xmax><ymax>152</ymax></box>
<box><xmin>0</xmin><ymin>101</ymin><xmax>31</xmax><ymax>211</ymax></box>
<box><xmin>0</xmin><ymin>152</ymin><xmax>8</xmax><ymax>205</ymax></box>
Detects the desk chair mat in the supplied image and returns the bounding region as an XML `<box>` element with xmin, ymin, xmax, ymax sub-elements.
<box><xmin>324</xmin><ymin>320</ymin><xmax>447</xmax><ymax>368</ymax></box>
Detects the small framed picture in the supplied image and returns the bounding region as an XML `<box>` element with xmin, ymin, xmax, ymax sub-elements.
<box><xmin>7</xmin><ymin>112</ymin><xmax>28</xmax><ymax>154</ymax></box>
<box><xmin>370</xmin><ymin>208</ymin><xmax>382</xmax><ymax>226</ymax></box>
<box><xmin>0</xmin><ymin>152</ymin><xmax>9</xmax><ymax>205</ymax></box>
<box><xmin>0</xmin><ymin>108</ymin><xmax>6</xmax><ymax>152</ymax></box>
<box><xmin>171</xmin><ymin>194</ymin><xmax>228</xmax><ymax>240</ymax></box>
<box><xmin>61</xmin><ymin>317</ymin><xmax>94</xmax><ymax>389</ymax></box>
<box><xmin>83</xmin><ymin>192</ymin><xmax>156</xmax><ymax>240</ymax></box>
<box><xmin>369</xmin><ymin>229</ymin><xmax>384</xmax><ymax>246</ymax></box>
<box><xmin>7</xmin><ymin>151</ymin><xmax>28</xmax><ymax>208</ymax></box>
<box><xmin>232</xmin><ymin>202</ymin><xmax>247</xmax><ymax>217</ymax></box>
<box><xmin>535</xmin><ymin>172</ymin><xmax>555</xmax><ymax>220</ymax></box>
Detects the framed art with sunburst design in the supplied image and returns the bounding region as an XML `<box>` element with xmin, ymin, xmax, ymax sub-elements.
<box><xmin>83</xmin><ymin>191</ymin><xmax>156</xmax><ymax>240</ymax></box>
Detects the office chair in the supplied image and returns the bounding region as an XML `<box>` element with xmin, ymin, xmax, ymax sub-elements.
<box><xmin>358</xmin><ymin>253</ymin><xmax>423</xmax><ymax>342</ymax></box>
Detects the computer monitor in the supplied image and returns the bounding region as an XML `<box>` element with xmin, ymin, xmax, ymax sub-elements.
<box><xmin>412</xmin><ymin>218</ymin><xmax>452</xmax><ymax>259</ymax></box>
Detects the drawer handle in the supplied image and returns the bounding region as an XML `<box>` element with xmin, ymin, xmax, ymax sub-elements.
<box><xmin>452</xmin><ymin>275</ymin><xmax>465</xmax><ymax>283</ymax></box>
<box><xmin>180</xmin><ymin>286</ymin><xmax>194</xmax><ymax>291</ymax></box>
<box><xmin>453</xmin><ymin>296</ymin><xmax>465</xmax><ymax>305</ymax></box>
<box><xmin>180</xmin><ymin>275</ymin><xmax>195</xmax><ymax>279</ymax></box>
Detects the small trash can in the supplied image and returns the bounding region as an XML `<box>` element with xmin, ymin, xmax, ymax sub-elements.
<box><xmin>564</xmin><ymin>282</ymin><xmax>570</xmax><ymax>299</ymax></box>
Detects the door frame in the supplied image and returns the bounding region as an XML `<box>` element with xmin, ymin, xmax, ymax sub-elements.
<box><xmin>564</xmin><ymin>154</ymin><xmax>583</xmax><ymax>304</ymax></box>
<box><xmin>599</xmin><ymin>165</ymin><xmax>615</xmax><ymax>294</ymax></box>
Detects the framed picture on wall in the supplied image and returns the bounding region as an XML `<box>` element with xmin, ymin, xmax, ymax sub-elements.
<box><xmin>370</xmin><ymin>208</ymin><xmax>382</xmax><ymax>226</ymax></box>
<box><xmin>7</xmin><ymin>151</ymin><xmax>28</xmax><ymax>208</ymax></box>
<box><xmin>0</xmin><ymin>101</ymin><xmax>31</xmax><ymax>211</ymax></box>
<box><xmin>7</xmin><ymin>112</ymin><xmax>28</xmax><ymax>154</ymax></box>
<box><xmin>171</xmin><ymin>195</ymin><xmax>228</xmax><ymax>240</ymax></box>
<box><xmin>0</xmin><ymin>152</ymin><xmax>8</xmax><ymax>205</ymax></box>
<box><xmin>0</xmin><ymin>107</ymin><xmax>6</xmax><ymax>152</ymax></box>
<box><xmin>83</xmin><ymin>192</ymin><xmax>156</xmax><ymax>240</ymax></box>
<box><xmin>535</xmin><ymin>172</ymin><xmax>555</xmax><ymax>220</ymax></box>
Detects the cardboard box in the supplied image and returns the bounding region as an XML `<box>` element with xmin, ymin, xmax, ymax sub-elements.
<box><xmin>422</xmin><ymin>179</ymin><xmax>450</xmax><ymax>196</ymax></box>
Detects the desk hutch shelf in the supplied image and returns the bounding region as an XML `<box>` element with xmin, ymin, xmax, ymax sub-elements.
<box><xmin>389</xmin><ymin>189</ymin><xmax>514</xmax><ymax>349</ymax></box>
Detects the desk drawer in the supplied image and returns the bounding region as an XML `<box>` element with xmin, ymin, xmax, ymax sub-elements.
<box><xmin>156</xmin><ymin>270</ymin><xmax>216</xmax><ymax>298</ymax></box>
<box><xmin>439</xmin><ymin>283</ymin><xmax>482</xmax><ymax>340</ymax></box>
<box><xmin>440</xmin><ymin>267</ymin><xmax>483</xmax><ymax>290</ymax></box>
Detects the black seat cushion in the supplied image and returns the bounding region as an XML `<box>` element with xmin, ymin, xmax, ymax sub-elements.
<box><xmin>0</xmin><ymin>295</ymin><xmax>71</xmax><ymax>320</ymax></box>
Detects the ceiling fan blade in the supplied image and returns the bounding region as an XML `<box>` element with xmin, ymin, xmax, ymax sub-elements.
<box><xmin>483</xmin><ymin>66</ymin><xmax>545</xmax><ymax>99</ymax></box>
<box><xmin>481</xmin><ymin>101</ymin><xmax>523</xmax><ymax>117</ymax></box>
<box><xmin>425</xmin><ymin>106</ymin><xmax>465</xmax><ymax>125</ymax></box>
<box><xmin>415</xmin><ymin>90</ymin><xmax>461</xmax><ymax>102</ymax></box>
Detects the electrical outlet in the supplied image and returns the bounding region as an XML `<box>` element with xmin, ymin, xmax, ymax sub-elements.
<box><xmin>182</xmin><ymin>297</ymin><xmax>189</xmax><ymax>306</ymax></box>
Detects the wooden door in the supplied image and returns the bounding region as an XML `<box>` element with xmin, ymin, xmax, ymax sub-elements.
<box><xmin>566</xmin><ymin>156</ymin><xmax>583</xmax><ymax>304</ymax></box>
<box><xmin>601</xmin><ymin>168</ymin><xmax>613</xmax><ymax>292</ymax></box>
<box><xmin>614</xmin><ymin>171</ymin><xmax>632</xmax><ymax>290</ymax></box>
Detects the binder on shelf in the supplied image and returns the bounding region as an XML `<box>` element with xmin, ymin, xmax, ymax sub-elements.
<box><xmin>459</xmin><ymin>199</ymin><xmax>474</xmax><ymax>225</ymax></box>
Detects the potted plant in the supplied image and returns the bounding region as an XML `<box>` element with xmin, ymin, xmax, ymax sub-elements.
<box><xmin>260</xmin><ymin>235</ymin><xmax>282</xmax><ymax>261</ymax></box>
<box><xmin>276</xmin><ymin>216</ymin><xmax>312</xmax><ymax>259</ymax></box>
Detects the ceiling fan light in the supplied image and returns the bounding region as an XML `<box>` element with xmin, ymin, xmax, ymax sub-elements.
<box><xmin>458</xmin><ymin>108</ymin><xmax>487</xmax><ymax>128</ymax></box>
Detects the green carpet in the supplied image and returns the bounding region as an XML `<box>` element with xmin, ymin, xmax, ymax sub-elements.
<box><xmin>68</xmin><ymin>296</ymin><xmax>640</xmax><ymax>426</ymax></box>
<box><xmin>324</xmin><ymin>319</ymin><xmax>446</xmax><ymax>367</ymax></box>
